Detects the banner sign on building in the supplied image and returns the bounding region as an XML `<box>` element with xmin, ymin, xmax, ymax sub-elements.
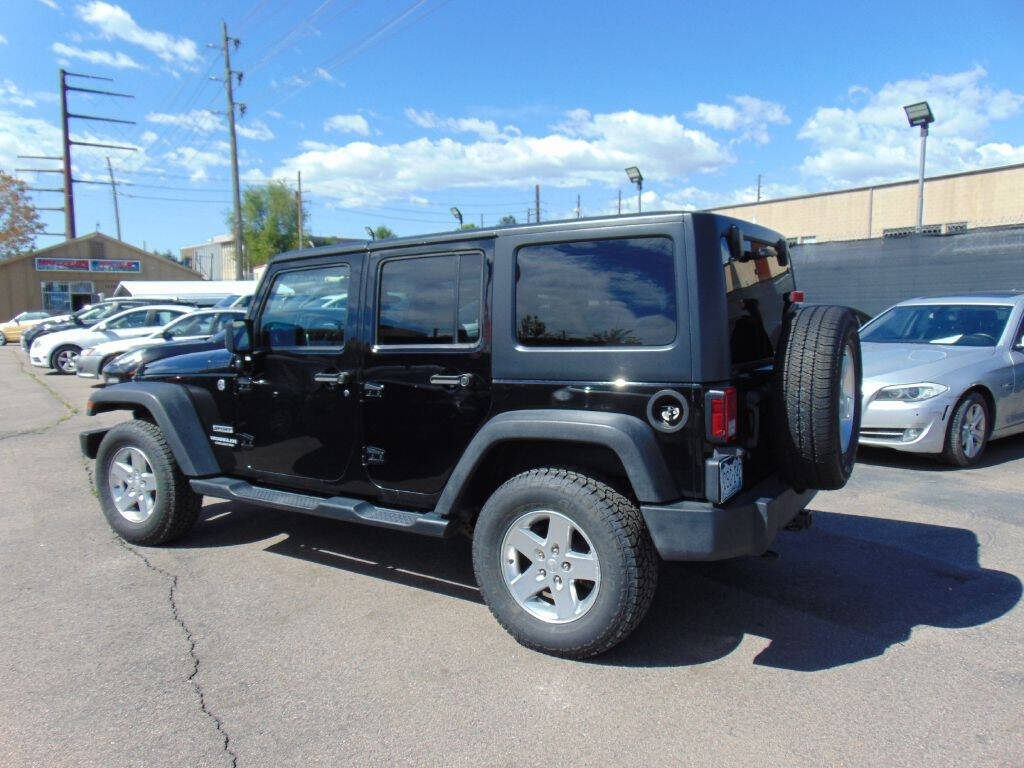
<box><xmin>35</xmin><ymin>257</ymin><xmax>141</xmax><ymax>273</ymax></box>
<box><xmin>36</xmin><ymin>258</ymin><xmax>89</xmax><ymax>271</ymax></box>
<box><xmin>89</xmin><ymin>259</ymin><xmax>142</xmax><ymax>273</ymax></box>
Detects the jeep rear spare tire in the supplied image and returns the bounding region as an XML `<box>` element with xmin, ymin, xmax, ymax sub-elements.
<box><xmin>774</xmin><ymin>305</ymin><xmax>862</xmax><ymax>490</ymax></box>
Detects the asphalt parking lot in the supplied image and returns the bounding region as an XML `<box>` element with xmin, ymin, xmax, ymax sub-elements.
<box><xmin>1</xmin><ymin>345</ymin><xmax>1021</xmax><ymax>767</ymax></box>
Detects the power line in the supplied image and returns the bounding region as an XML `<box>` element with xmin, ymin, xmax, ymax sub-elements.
<box><xmin>118</xmin><ymin>191</ymin><xmax>230</xmax><ymax>203</ymax></box>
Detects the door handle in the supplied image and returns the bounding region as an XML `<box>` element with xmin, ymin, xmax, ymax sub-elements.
<box><xmin>314</xmin><ymin>371</ymin><xmax>350</xmax><ymax>385</ymax></box>
<box><xmin>430</xmin><ymin>373</ymin><xmax>477</xmax><ymax>388</ymax></box>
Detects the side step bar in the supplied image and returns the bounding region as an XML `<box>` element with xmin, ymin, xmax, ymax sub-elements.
<box><xmin>190</xmin><ymin>477</ymin><xmax>450</xmax><ymax>537</ymax></box>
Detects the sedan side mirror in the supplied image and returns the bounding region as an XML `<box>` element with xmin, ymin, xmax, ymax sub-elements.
<box><xmin>226</xmin><ymin>319</ymin><xmax>253</xmax><ymax>355</ymax></box>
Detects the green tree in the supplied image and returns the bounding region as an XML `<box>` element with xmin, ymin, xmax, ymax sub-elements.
<box><xmin>232</xmin><ymin>180</ymin><xmax>308</xmax><ymax>267</ymax></box>
<box><xmin>459</xmin><ymin>223</ymin><xmax>477</xmax><ymax>230</ymax></box>
<box><xmin>369</xmin><ymin>225</ymin><xmax>396</xmax><ymax>240</ymax></box>
<box><xmin>499</xmin><ymin>215</ymin><xmax>517</xmax><ymax>226</ymax></box>
<box><xmin>0</xmin><ymin>170</ymin><xmax>43</xmax><ymax>259</ymax></box>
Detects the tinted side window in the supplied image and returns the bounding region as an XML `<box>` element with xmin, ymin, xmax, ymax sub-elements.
<box><xmin>106</xmin><ymin>310</ymin><xmax>151</xmax><ymax>329</ymax></box>
<box><xmin>378</xmin><ymin>253</ymin><xmax>482</xmax><ymax>346</ymax></box>
<box><xmin>516</xmin><ymin>237</ymin><xmax>676</xmax><ymax>347</ymax></box>
<box><xmin>260</xmin><ymin>264</ymin><xmax>350</xmax><ymax>350</ymax></box>
<box><xmin>167</xmin><ymin>313</ymin><xmax>215</xmax><ymax>337</ymax></box>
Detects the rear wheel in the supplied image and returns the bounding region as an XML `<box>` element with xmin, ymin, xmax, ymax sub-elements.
<box><xmin>774</xmin><ymin>305</ymin><xmax>862</xmax><ymax>490</ymax></box>
<box><xmin>0</xmin><ymin>334</ymin><xmax>7</xmax><ymax>346</ymax></box>
<box><xmin>95</xmin><ymin>419</ymin><xmax>201</xmax><ymax>545</ymax></box>
<box><xmin>51</xmin><ymin>345</ymin><xmax>80</xmax><ymax>374</ymax></box>
<box><xmin>942</xmin><ymin>393</ymin><xmax>989</xmax><ymax>467</ymax></box>
<box><xmin>472</xmin><ymin>468</ymin><xmax>657</xmax><ymax>659</ymax></box>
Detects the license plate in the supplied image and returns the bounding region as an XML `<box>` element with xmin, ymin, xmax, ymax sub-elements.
<box><xmin>719</xmin><ymin>454</ymin><xmax>743</xmax><ymax>503</ymax></box>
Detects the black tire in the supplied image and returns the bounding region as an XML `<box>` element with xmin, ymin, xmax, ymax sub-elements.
<box><xmin>472</xmin><ymin>468</ymin><xmax>658</xmax><ymax>659</ymax></box>
<box><xmin>0</xmin><ymin>334</ymin><xmax>7</xmax><ymax>346</ymax></box>
<box><xmin>95</xmin><ymin>419</ymin><xmax>202</xmax><ymax>545</ymax></box>
<box><xmin>50</xmin><ymin>344</ymin><xmax>80</xmax><ymax>374</ymax></box>
<box><xmin>774</xmin><ymin>305</ymin><xmax>862</xmax><ymax>490</ymax></box>
<box><xmin>942</xmin><ymin>392</ymin><xmax>990</xmax><ymax>467</ymax></box>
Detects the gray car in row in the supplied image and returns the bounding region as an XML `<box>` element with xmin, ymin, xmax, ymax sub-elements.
<box><xmin>858</xmin><ymin>292</ymin><xmax>1024</xmax><ymax>465</ymax></box>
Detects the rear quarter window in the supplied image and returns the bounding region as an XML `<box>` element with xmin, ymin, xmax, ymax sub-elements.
<box><xmin>515</xmin><ymin>237</ymin><xmax>676</xmax><ymax>347</ymax></box>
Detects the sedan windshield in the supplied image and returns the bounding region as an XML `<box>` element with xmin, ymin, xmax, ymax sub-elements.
<box><xmin>860</xmin><ymin>304</ymin><xmax>1013</xmax><ymax>347</ymax></box>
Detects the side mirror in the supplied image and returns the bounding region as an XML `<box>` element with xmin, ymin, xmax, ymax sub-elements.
<box><xmin>1014</xmin><ymin>333</ymin><xmax>1024</xmax><ymax>351</ymax></box>
<box><xmin>226</xmin><ymin>319</ymin><xmax>253</xmax><ymax>355</ymax></box>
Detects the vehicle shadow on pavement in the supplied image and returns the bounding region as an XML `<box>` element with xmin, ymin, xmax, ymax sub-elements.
<box><xmin>856</xmin><ymin>432</ymin><xmax>1024</xmax><ymax>471</ymax></box>
<box><xmin>599</xmin><ymin>511</ymin><xmax>1021</xmax><ymax>670</ymax></box>
<box><xmin>181</xmin><ymin>504</ymin><xmax>1020</xmax><ymax>672</ymax></box>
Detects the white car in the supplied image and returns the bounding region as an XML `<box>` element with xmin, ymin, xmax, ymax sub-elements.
<box><xmin>75</xmin><ymin>308</ymin><xmax>242</xmax><ymax>379</ymax></box>
<box><xmin>30</xmin><ymin>304</ymin><xmax>192</xmax><ymax>374</ymax></box>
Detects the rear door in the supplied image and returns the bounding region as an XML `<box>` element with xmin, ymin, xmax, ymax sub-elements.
<box><xmin>360</xmin><ymin>244</ymin><xmax>491</xmax><ymax>508</ymax></box>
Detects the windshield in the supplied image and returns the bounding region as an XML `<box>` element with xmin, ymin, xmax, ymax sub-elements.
<box><xmin>860</xmin><ymin>304</ymin><xmax>1013</xmax><ymax>347</ymax></box>
<box><xmin>76</xmin><ymin>303</ymin><xmax>122</xmax><ymax>323</ymax></box>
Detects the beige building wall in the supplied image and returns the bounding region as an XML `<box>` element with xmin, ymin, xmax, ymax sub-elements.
<box><xmin>0</xmin><ymin>233</ymin><xmax>202</xmax><ymax>320</ymax></box>
<box><xmin>710</xmin><ymin>162</ymin><xmax>1024</xmax><ymax>243</ymax></box>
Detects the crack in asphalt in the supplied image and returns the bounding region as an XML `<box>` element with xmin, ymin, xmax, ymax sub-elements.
<box><xmin>114</xmin><ymin>537</ymin><xmax>239</xmax><ymax>768</ymax></box>
<box><xmin>0</xmin><ymin>356</ymin><xmax>78</xmax><ymax>441</ymax></box>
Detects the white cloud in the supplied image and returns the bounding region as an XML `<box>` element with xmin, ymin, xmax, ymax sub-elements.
<box><xmin>314</xmin><ymin>67</ymin><xmax>334</xmax><ymax>82</ymax></box>
<box><xmin>52</xmin><ymin>41</ymin><xmax>141</xmax><ymax>69</ymax></box>
<box><xmin>275</xmin><ymin>107</ymin><xmax>730</xmax><ymax>206</ymax></box>
<box><xmin>323</xmin><ymin>114</ymin><xmax>370</xmax><ymax>136</ymax></box>
<box><xmin>688</xmin><ymin>96</ymin><xmax>790</xmax><ymax>144</ymax></box>
<box><xmin>146</xmin><ymin>109</ymin><xmax>222</xmax><ymax>133</ymax></box>
<box><xmin>405</xmin><ymin>108</ymin><xmax>518</xmax><ymax>140</ymax></box>
<box><xmin>76</xmin><ymin>2</ymin><xmax>199</xmax><ymax>64</ymax></box>
<box><xmin>266</xmin><ymin>110</ymin><xmax>283</xmax><ymax>119</ymax></box>
<box><xmin>0</xmin><ymin>34</ymin><xmax>7</xmax><ymax>45</ymax></box>
<box><xmin>145</xmin><ymin>110</ymin><xmax>273</xmax><ymax>142</ymax></box>
<box><xmin>37</xmin><ymin>0</ymin><xmax>60</xmax><ymax>9</ymax></box>
<box><xmin>0</xmin><ymin>80</ymin><xmax>37</xmax><ymax>108</ymax></box>
<box><xmin>799</xmin><ymin>66</ymin><xmax>1024</xmax><ymax>186</ymax></box>
<box><xmin>237</xmin><ymin>120</ymin><xmax>274</xmax><ymax>141</ymax></box>
<box><xmin>164</xmin><ymin>142</ymin><xmax>231</xmax><ymax>181</ymax></box>
<box><xmin>0</xmin><ymin>109</ymin><xmax>62</xmax><ymax>174</ymax></box>
<box><xmin>140</xmin><ymin>130</ymin><xmax>158</xmax><ymax>144</ymax></box>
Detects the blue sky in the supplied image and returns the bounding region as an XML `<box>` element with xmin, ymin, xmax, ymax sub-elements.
<box><xmin>2</xmin><ymin>0</ymin><xmax>1023</xmax><ymax>253</ymax></box>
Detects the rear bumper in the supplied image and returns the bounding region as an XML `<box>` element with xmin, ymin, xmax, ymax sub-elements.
<box><xmin>640</xmin><ymin>477</ymin><xmax>816</xmax><ymax>561</ymax></box>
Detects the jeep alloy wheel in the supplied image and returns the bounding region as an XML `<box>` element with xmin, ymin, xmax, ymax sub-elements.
<box><xmin>500</xmin><ymin>509</ymin><xmax>601</xmax><ymax>623</ymax></box>
<box><xmin>107</xmin><ymin>446</ymin><xmax>158</xmax><ymax>523</ymax></box>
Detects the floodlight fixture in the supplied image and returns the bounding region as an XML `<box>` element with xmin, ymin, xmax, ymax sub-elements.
<box><xmin>903</xmin><ymin>101</ymin><xmax>934</xmax><ymax>128</ymax></box>
<box><xmin>365</xmin><ymin>226</ymin><xmax>375</xmax><ymax>240</ymax></box>
<box><xmin>450</xmin><ymin>206</ymin><xmax>463</xmax><ymax>227</ymax></box>
<box><xmin>625</xmin><ymin>167</ymin><xmax>643</xmax><ymax>213</ymax></box>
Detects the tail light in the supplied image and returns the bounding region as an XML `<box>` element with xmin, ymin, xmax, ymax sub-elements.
<box><xmin>787</xmin><ymin>290</ymin><xmax>805</xmax><ymax>303</ymax></box>
<box><xmin>706</xmin><ymin>387</ymin><xmax>738</xmax><ymax>442</ymax></box>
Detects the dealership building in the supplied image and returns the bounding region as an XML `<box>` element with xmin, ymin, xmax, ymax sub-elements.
<box><xmin>0</xmin><ymin>232</ymin><xmax>203</xmax><ymax>321</ymax></box>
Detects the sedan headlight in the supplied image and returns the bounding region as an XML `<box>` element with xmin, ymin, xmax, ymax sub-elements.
<box><xmin>111</xmin><ymin>350</ymin><xmax>145</xmax><ymax>369</ymax></box>
<box><xmin>874</xmin><ymin>383</ymin><xmax>948</xmax><ymax>402</ymax></box>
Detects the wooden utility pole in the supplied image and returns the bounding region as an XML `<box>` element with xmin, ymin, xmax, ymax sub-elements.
<box><xmin>756</xmin><ymin>174</ymin><xmax>762</xmax><ymax>202</ymax></box>
<box><xmin>618</xmin><ymin>190</ymin><xmax>622</xmax><ymax>215</ymax></box>
<box><xmin>106</xmin><ymin>157</ymin><xmax>121</xmax><ymax>240</ymax></box>
<box><xmin>576</xmin><ymin>194</ymin><xmax>581</xmax><ymax>219</ymax></box>
<box><xmin>535</xmin><ymin>184</ymin><xmax>540</xmax><ymax>223</ymax></box>
<box><xmin>296</xmin><ymin>170</ymin><xmax>303</xmax><ymax>248</ymax></box>
<box><xmin>55</xmin><ymin>70</ymin><xmax>135</xmax><ymax>240</ymax></box>
<box><xmin>221</xmin><ymin>21</ymin><xmax>245</xmax><ymax>279</ymax></box>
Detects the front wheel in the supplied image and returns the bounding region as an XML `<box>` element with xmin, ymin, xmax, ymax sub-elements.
<box><xmin>472</xmin><ymin>468</ymin><xmax>658</xmax><ymax>659</ymax></box>
<box><xmin>51</xmin><ymin>345</ymin><xmax>80</xmax><ymax>374</ymax></box>
<box><xmin>95</xmin><ymin>419</ymin><xmax>202</xmax><ymax>545</ymax></box>
<box><xmin>0</xmin><ymin>334</ymin><xmax>7</xmax><ymax>346</ymax></box>
<box><xmin>942</xmin><ymin>393</ymin><xmax>989</xmax><ymax>467</ymax></box>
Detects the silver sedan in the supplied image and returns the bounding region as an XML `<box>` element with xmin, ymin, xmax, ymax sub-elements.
<box><xmin>858</xmin><ymin>293</ymin><xmax>1024</xmax><ymax>465</ymax></box>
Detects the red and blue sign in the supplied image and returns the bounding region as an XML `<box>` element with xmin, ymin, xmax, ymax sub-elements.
<box><xmin>36</xmin><ymin>257</ymin><xmax>141</xmax><ymax>273</ymax></box>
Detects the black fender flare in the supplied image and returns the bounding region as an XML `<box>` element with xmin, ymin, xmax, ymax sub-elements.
<box><xmin>85</xmin><ymin>382</ymin><xmax>220</xmax><ymax>477</ymax></box>
<box><xmin>434</xmin><ymin>409</ymin><xmax>678</xmax><ymax>517</ymax></box>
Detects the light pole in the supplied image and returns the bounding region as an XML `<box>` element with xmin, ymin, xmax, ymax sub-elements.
<box><xmin>903</xmin><ymin>101</ymin><xmax>934</xmax><ymax>231</ymax></box>
<box><xmin>625</xmin><ymin>166</ymin><xmax>643</xmax><ymax>213</ymax></box>
<box><xmin>450</xmin><ymin>206</ymin><xmax>463</xmax><ymax>229</ymax></box>
<box><xmin>365</xmin><ymin>226</ymin><xmax>375</xmax><ymax>240</ymax></box>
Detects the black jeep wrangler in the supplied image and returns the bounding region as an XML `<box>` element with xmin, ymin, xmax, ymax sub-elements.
<box><xmin>81</xmin><ymin>212</ymin><xmax>862</xmax><ymax>658</ymax></box>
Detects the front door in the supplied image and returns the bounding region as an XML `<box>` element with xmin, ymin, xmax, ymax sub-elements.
<box><xmin>361</xmin><ymin>246</ymin><xmax>491</xmax><ymax>508</ymax></box>
<box><xmin>236</xmin><ymin>257</ymin><xmax>362</xmax><ymax>492</ymax></box>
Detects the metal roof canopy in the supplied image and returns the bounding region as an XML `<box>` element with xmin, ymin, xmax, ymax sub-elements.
<box><xmin>113</xmin><ymin>280</ymin><xmax>256</xmax><ymax>299</ymax></box>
